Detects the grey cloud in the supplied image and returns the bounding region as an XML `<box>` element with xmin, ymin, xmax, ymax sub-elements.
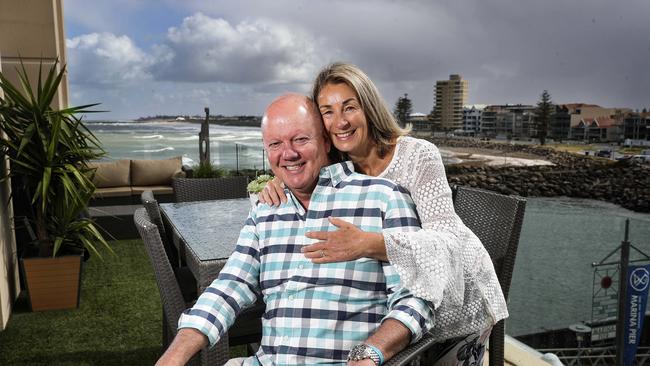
<box><xmin>150</xmin><ymin>13</ymin><xmax>327</xmax><ymax>84</ymax></box>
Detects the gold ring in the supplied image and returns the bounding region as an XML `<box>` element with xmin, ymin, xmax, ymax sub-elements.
<box><xmin>320</xmin><ymin>250</ymin><xmax>325</xmax><ymax>258</ymax></box>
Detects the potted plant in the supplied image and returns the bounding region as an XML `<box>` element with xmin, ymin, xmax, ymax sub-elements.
<box><xmin>246</xmin><ymin>174</ymin><xmax>274</xmax><ymax>206</ymax></box>
<box><xmin>0</xmin><ymin>60</ymin><xmax>111</xmax><ymax>311</ymax></box>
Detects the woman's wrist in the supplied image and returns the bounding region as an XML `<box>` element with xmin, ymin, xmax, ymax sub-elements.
<box><xmin>363</xmin><ymin>232</ymin><xmax>388</xmax><ymax>261</ymax></box>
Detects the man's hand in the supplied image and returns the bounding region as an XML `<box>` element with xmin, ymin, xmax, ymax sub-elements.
<box><xmin>155</xmin><ymin>328</ymin><xmax>209</xmax><ymax>366</ymax></box>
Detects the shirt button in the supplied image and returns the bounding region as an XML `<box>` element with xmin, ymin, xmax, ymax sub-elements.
<box><xmin>289</xmin><ymin>295</ymin><xmax>294</xmax><ymax>301</ymax></box>
<box><xmin>298</xmin><ymin>264</ymin><xmax>304</xmax><ymax>270</ymax></box>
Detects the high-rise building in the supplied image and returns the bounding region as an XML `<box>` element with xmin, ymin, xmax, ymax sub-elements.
<box><xmin>431</xmin><ymin>74</ymin><xmax>468</xmax><ymax>132</ymax></box>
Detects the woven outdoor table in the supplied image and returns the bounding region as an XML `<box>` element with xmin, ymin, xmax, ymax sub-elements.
<box><xmin>160</xmin><ymin>198</ymin><xmax>251</xmax><ymax>292</ymax></box>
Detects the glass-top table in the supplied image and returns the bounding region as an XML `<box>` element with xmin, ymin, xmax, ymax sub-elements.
<box><xmin>160</xmin><ymin>198</ymin><xmax>251</xmax><ymax>291</ymax></box>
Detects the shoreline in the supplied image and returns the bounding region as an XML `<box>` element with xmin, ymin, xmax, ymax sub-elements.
<box><xmin>430</xmin><ymin>137</ymin><xmax>650</xmax><ymax>213</ymax></box>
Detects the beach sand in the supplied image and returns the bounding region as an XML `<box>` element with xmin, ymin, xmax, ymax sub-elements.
<box><xmin>439</xmin><ymin>147</ymin><xmax>555</xmax><ymax>167</ymax></box>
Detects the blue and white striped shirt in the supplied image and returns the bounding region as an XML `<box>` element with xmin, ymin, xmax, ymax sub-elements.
<box><xmin>178</xmin><ymin>161</ymin><xmax>434</xmax><ymax>365</ymax></box>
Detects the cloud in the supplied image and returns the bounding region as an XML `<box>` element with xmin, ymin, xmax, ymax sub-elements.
<box><xmin>66</xmin><ymin>32</ymin><xmax>153</xmax><ymax>86</ymax></box>
<box><xmin>151</xmin><ymin>13</ymin><xmax>327</xmax><ymax>84</ymax></box>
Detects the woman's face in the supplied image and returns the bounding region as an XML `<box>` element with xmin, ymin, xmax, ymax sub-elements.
<box><xmin>317</xmin><ymin>82</ymin><xmax>369</xmax><ymax>157</ymax></box>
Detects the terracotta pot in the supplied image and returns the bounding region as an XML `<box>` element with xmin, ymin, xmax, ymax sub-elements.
<box><xmin>21</xmin><ymin>254</ymin><xmax>83</xmax><ymax>311</ymax></box>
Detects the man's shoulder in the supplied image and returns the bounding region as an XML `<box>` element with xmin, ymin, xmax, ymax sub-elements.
<box><xmin>344</xmin><ymin>172</ymin><xmax>409</xmax><ymax>195</ymax></box>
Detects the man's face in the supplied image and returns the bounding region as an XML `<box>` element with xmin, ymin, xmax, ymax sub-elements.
<box><xmin>262</xmin><ymin>97</ymin><xmax>331</xmax><ymax>199</ymax></box>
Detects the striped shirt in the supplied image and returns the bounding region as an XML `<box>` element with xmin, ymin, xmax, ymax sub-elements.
<box><xmin>178</xmin><ymin>161</ymin><xmax>434</xmax><ymax>365</ymax></box>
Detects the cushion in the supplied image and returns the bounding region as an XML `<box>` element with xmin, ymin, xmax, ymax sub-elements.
<box><xmin>131</xmin><ymin>186</ymin><xmax>174</xmax><ymax>195</ymax></box>
<box><xmin>130</xmin><ymin>157</ymin><xmax>185</xmax><ymax>186</ymax></box>
<box><xmin>89</xmin><ymin>160</ymin><xmax>131</xmax><ymax>188</ymax></box>
<box><xmin>93</xmin><ymin>187</ymin><xmax>133</xmax><ymax>198</ymax></box>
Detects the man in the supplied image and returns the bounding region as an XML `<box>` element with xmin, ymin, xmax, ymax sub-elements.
<box><xmin>156</xmin><ymin>94</ymin><xmax>433</xmax><ymax>366</ymax></box>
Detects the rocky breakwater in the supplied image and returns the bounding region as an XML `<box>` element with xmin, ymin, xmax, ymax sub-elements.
<box><xmin>430</xmin><ymin>137</ymin><xmax>650</xmax><ymax>213</ymax></box>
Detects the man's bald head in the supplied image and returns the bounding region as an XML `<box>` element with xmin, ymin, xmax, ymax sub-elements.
<box><xmin>261</xmin><ymin>94</ymin><xmax>323</xmax><ymax>137</ymax></box>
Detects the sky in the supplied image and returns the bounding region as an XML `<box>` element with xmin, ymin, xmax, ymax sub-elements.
<box><xmin>63</xmin><ymin>0</ymin><xmax>650</xmax><ymax>120</ymax></box>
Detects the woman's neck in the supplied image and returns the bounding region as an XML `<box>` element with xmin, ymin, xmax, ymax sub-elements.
<box><xmin>349</xmin><ymin>142</ymin><xmax>395</xmax><ymax>177</ymax></box>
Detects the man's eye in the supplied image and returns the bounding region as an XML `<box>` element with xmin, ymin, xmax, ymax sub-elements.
<box><xmin>268</xmin><ymin>142</ymin><xmax>280</xmax><ymax>150</ymax></box>
<box><xmin>294</xmin><ymin>137</ymin><xmax>309</xmax><ymax>144</ymax></box>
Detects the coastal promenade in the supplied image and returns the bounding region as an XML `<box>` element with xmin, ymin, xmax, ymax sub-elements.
<box><xmin>431</xmin><ymin>137</ymin><xmax>650</xmax><ymax>213</ymax></box>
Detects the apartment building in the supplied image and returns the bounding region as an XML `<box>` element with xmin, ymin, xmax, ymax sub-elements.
<box><xmin>431</xmin><ymin>74</ymin><xmax>468</xmax><ymax>132</ymax></box>
<box><xmin>479</xmin><ymin>104</ymin><xmax>536</xmax><ymax>139</ymax></box>
<box><xmin>563</xmin><ymin>104</ymin><xmax>631</xmax><ymax>142</ymax></box>
<box><xmin>462</xmin><ymin>104</ymin><xmax>486</xmax><ymax>136</ymax></box>
<box><xmin>623</xmin><ymin>112</ymin><xmax>650</xmax><ymax>142</ymax></box>
<box><xmin>0</xmin><ymin>0</ymin><xmax>67</xmax><ymax>330</ymax></box>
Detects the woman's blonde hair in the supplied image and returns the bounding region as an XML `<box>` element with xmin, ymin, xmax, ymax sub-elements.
<box><xmin>312</xmin><ymin>62</ymin><xmax>410</xmax><ymax>158</ymax></box>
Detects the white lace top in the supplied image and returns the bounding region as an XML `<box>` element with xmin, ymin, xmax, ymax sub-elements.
<box><xmin>378</xmin><ymin>136</ymin><xmax>508</xmax><ymax>341</ymax></box>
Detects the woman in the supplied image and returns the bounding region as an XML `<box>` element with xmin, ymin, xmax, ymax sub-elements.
<box><xmin>260</xmin><ymin>62</ymin><xmax>506</xmax><ymax>365</ymax></box>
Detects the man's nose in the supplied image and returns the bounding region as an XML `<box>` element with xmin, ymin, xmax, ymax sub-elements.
<box><xmin>281</xmin><ymin>146</ymin><xmax>300</xmax><ymax>160</ymax></box>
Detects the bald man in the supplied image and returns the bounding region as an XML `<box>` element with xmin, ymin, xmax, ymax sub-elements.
<box><xmin>156</xmin><ymin>94</ymin><xmax>433</xmax><ymax>366</ymax></box>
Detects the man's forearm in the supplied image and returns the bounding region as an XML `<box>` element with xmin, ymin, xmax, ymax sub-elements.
<box><xmin>365</xmin><ymin>319</ymin><xmax>412</xmax><ymax>362</ymax></box>
<box><xmin>156</xmin><ymin>328</ymin><xmax>209</xmax><ymax>366</ymax></box>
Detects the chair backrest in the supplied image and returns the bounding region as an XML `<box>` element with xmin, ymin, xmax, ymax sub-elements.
<box><xmin>141</xmin><ymin>191</ymin><xmax>168</xmax><ymax>242</ymax></box>
<box><xmin>133</xmin><ymin>208</ymin><xmax>186</xmax><ymax>338</ymax></box>
<box><xmin>453</xmin><ymin>186</ymin><xmax>526</xmax><ymax>300</ymax></box>
<box><xmin>453</xmin><ymin>185</ymin><xmax>526</xmax><ymax>366</ymax></box>
<box><xmin>172</xmin><ymin>176</ymin><xmax>249</xmax><ymax>202</ymax></box>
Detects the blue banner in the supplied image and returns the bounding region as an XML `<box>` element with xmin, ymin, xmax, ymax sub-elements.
<box><xmin>623</xmin><ymin>264</ymin><xmax>650</xmax><ymax>366</ymax></box>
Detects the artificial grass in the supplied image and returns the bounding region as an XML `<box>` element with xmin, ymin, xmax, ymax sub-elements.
<box><xmin>0</xmin><ymin>240</ymin><xmax>162</xmax><ymax>365</ymax></box>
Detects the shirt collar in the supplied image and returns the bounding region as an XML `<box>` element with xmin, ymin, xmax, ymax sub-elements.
<box><xmin>319</xmin><ymin>161</ymin><xmax>355</xmax><ymax>188</ymax></box>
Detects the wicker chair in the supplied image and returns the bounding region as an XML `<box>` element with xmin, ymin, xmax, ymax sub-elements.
<box><xmin>141</xmin><ymin>191</ymin><xmax>262</xmax><ymax>354</ymax></box>
<box><xmin>134</xmin><ymin>208</ymin><xmax>229</xmax><ymax>366</ymax></box>
<box><xmin>172</xmin><ymin>176</ymin><xmax>249</xmax><ymax>202</ymax></box>
<box><xmin>141</xmin><ymin>190</ymin><xmax>176</xmax><ymax>265</ymax></box>
<box><xmin>386</xmin><ymin>186</ymin><xmax>526</xmax><ymax>366</ymax></box>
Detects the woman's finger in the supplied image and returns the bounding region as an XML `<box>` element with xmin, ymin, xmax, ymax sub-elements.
<box><xmin>265</xmin><ymin>184</ymin><xmax>281</xmax><ymax>206</ymax></box>
<box><xmin>305</xmin><ymin>231</ymin><xmax>329</xmax><ymax>240</ymax></box>
<box><xmin>328</xmin><ymin>217</ymin><xmax>352</xmax><ymax>228</ymax></box>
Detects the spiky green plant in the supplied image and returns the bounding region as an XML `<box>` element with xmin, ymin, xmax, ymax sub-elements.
<box><xmin>0</xmin><ymin>60</ymin><xmax>111</xmax><ymax>258</ymax></box>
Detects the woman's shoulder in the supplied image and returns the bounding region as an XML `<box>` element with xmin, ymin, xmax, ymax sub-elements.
<box><xmin>397</xmin><ymin>136</ymin><xmax>440</xmax><ymax>157</ymax></box>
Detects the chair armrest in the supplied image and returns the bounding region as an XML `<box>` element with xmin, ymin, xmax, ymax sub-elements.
<box><xmin>384</xmin><ymin>333</ymin><xmax>437</xmax><ymax>366</ymax></box>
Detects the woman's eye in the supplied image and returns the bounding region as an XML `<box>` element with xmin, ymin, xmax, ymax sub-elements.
<box><xmin>321</xmin><ymin>110</ymin><xmax>332</xmax><ymax>118</ymax></box>
<box><xmin>344</xmin><ymin>105</ymin><xmax>356</xmax><ymax>112</ymax></box>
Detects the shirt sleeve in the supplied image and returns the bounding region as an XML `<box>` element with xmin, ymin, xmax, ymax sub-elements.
<box><xmin>380</xmin><ymin>187</ymin><xmax>435</xmax><ymax>343</ymax></box>
<box><xmin>177</xmin><ymin>213</ymin><xmax>262</xmax><ymax>347</ymax></box>
<box><xmin>383</xmin><ymin>142</ymin><xmax>467</xmax><ymax>309</ymax></box>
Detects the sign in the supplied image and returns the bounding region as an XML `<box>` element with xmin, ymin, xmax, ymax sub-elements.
<box><xmin>623</xmin><ymin>264</ymin><xmax>650</xmax><ymax>366</ymax></box>
<box><xmin>591</xmin><ymin>324</ymin><xmax>616</xmax><ymax>341</ymax></box>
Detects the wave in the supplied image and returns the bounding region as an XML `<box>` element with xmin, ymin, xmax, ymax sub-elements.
<box><xmin>133</xmin><ymin>134</ymin><xmax>164</xmax><ymax>140</ymax></box>
<box><xmin>167</xmin><ymin>135</ymin><xmax>199</xmax><ymax>141</ymax></box>
<box><xmin>132</xmin><ymin>147</ymin><xmax>175</xmax><ymax>153</ymax></box>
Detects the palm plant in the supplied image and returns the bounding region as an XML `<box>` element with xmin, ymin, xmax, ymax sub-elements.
<box><xmin>0</xmin><ymin>60</ymin><xmax>110</xmax><ymax>258</ymax></box>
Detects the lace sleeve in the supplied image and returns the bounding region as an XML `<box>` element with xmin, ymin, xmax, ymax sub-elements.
<box><xmin>383</xmin><ymin>142</ymin><xmax>466</xmax><ymax>309</ymax></box>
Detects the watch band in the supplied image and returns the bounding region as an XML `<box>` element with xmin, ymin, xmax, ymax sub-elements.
<box><xmin>347</xmin><ymin>343</ymin><xmax>383</xmax><ymax>365</ymax></box>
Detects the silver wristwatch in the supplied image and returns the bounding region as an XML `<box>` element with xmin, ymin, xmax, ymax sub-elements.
<box><xmin>347</xmin><ymin>344</ymin><xmax>381</xmax><ymax>365</ymax></box>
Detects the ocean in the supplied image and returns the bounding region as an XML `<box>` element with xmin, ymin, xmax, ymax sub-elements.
<box><xmin>87</xmin><ymin>120</ymin><xmax>650</xmax><ymax>336</ymax></box>
<box><xmin>87</xmin><ymin>120</ymin><xmax>266</xmax><ymax>170</ymax></box>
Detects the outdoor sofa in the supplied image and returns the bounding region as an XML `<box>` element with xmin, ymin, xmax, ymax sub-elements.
<box><xmin>89</xmin><ymin>156</ymin><xmax>189</xmax><ymax>206</ymax></box>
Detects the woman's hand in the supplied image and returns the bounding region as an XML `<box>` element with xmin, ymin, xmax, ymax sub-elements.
<box><xmin>303</xmin><ymin>217</ymin><xmax>388</xmax><ymax>263</ymax></box>
<box><xmin>258</xmin><ymin>177</ymin><xmax>287</xmax><ymax>206</ymax></box>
